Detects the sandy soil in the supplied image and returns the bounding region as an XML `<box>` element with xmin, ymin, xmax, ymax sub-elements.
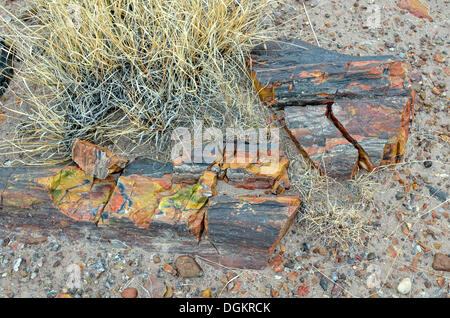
<box><xmin>0</xmin><ymin>0</ymin><xmax>448</xmax><ymax>298</ymax></box>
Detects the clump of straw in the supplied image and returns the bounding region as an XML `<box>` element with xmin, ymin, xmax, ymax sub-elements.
<box><xmin>1</xmin><ymin>0</ymin><xmax>274</xmax><ymax>163</ymax></box>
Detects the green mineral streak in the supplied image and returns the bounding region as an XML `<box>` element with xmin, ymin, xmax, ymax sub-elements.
<box><xmin>158</xmin><ymin>183</ymin><xmax>208</xmax><ymax>214</ymax></box>
<box><xmin>61</xmin><ymin>168</ymin><xmax>77</xmax><ymax>179</ymax></box>
<box><xmin>51</xmin><ymin>188</ymin><xmax>63</xmax><ymax>200</ymax></box>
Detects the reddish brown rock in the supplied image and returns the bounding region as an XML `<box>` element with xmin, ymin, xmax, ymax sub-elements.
<box><xmin>205</xmin><ymin>195</ymin><xmax>300</xmax><ymax>259</ymax></box>
<box><xmin>222</xmin><ymin>140</ymin><xmax>291</xmax><ymax>194</ymax></box>
<box><xmin>397</xmin><ymin>0</ymin><xmax>433</xmax><ymax>22</ymax></box>
<box><xmin>121</xmin><ymin>288</ymin><xmax>138</xmax><ymax>298</ymax></box>
<box><xmin>432</xmin><ymin>253</ymin><xmax>450</xmax><ymax>272</ymax></box>
<box><xmin>252</xmin><ymin>39</ymin><xmax>415</xmax><ymax>179</ymax></box>
<box><xmin>71</xmin><ymin>139</ymin><xmax>128</xmax><ymax>179</ymax></box>
<box><xmin>175</xmin><ymin>255</ymin><xmax>203</xmax><ymax>278</ymax></box>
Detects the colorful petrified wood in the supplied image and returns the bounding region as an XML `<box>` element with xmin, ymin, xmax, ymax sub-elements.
<box><xmin>250</xmin><ymin>39</ymin><xmax>413</xmax><ymax>107</ymax></box>
<box><xmin>251</xmin><ymin>38</ymin><xmax>415</xmax><ymax>178</ymax></box>
<box><xmin>172</xmin><ymin>145</ymin><xmax>223</xmax><ymax>184</ymax></box>
<box><xmin>205</xmin><ymin>196</ymin><xmax>300</xmax><ymax>255</ymax></box>
<box><xmin>284</xmin><ymin>105</ymin><xmax>360</xmax><ymax>179</ymax></box>
<box><xmin>36</xmin><ymin>166</ymin><xmax>116</xmax><ymax>222</ymax></box>
<box><xmin>101</xmin><ymin>159</ymin><xmax>173</xmax><ymax>228</ymax></box>
<box><xmin>102</xmin><ymin>158</ymin><xmax>214</xmax><ymax>239</ymax></box>
<box><xmin>153</xmin><ymin>170</ymin><xmax>217</xmax><ymax>239</ymax></box>
<box><xmin>222</xmin><ymin>140</ymin><xmax>290</xmax><ymax>194</ymax></box>
<box><xmin>71</xmin><ymin>139</ymin><xmax>128</xmax><ymax>179</ymax></box>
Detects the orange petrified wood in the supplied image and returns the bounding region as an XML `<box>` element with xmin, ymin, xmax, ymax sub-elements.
<box><xmin>251</xmin><ymin>38</ymin><xmax>415</xmax><ymax>179</ymax></box>
<box><xmin>71</xmin><ymin>139</ymin><xmax>128</xmax><ymax>179</ymax></box>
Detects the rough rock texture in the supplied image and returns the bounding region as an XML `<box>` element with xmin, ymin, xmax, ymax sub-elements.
<box><xmin>36</xmin><ymin>166</ymin><xmax>116</xmax><ymax>223</ymax></box>
<box><xmin>71</xmin><ymin>139</ymin><xmax>128</xmax><ymax>179</ymax></box>
<box><xmin>175</xmin><ymin>255</ymin><xmax>203</xmax><ymax>278</ymax></box>
<box><xmin>173</xmin><ymin>140</ymin><xmax>291</xmax><ymax>194</ymax></box>
<box><xmin>206</xmin><ymin>195</ymin><xmax>300</xmax><ymax>257</ymax></box>
<box><xmin>0</xmin><ymin>158</ymin><xmax>300</xmax><ymax>269</ymax></box>
<box><xmin>432</xmin><ymin>253</ymin><xmax>450</xmax><ymax>272</ymax></box>
<box><xmin>251</xmin><ymin>39</ymin><xmax>415</xmax><ymax>179</ymax></box>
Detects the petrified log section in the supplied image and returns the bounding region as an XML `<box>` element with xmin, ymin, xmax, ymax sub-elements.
<box><xmin>0</xmin><ymin>149</ymin><xmax>300</xmax><ymax>269</ymax></box>
<box><xmin>251</xmin><ymin>39</ymin><xmax>415</xmax><ymax>178</ymax></box>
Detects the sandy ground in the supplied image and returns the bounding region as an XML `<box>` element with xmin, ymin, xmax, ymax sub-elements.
<box><xmin>0</xmin><ymin>0</ymin><xmax>448</xmax><ymax>298</ymax></box>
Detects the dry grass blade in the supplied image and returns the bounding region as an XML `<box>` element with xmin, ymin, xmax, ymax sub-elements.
<box><xmin>0</xmin><ymin>0</ymin><xmax>275</xmax><ymax>164</ymax></box>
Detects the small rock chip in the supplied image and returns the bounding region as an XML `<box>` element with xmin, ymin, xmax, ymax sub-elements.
<box><xmin>426</xmin><ymin>186</ymin><xmax>447</xmax><ymax>202</ymax></box>
<box><xmin>367</xmin><ymin>252</ymin><xmax>376</xmax><ymax>261</ymax></box>
<box><xmin>432</xmin><ymin>253</ymin><xmax>450</xmax><ymax>272</ymax></box>
<box><xmin>13</xmin><ymin>258</ymin><xmax>22</xmax><ymax>272</ymax></box>
<box><xmin>121</xmin><ymin>287</ymin><xmax>138</xmax><ymax>298</ymax></box>
<box><xmin>397</xmin><ymin>278</ymin><xmax>412</xmax><ymax>295</ymax></box>
<box><xmin>175</xmin><ymin>255</ymin><xmax>203</xmax><ymax>278</ymax></box>
<box><xmin>319</xmin><ymin>278</ymin><xmax>328</xmax><ymax>291</ymax></box>
<box><xmin>144</xmin><ymin>275</ymin><xmax>166</xmax><ymax>298</ymax></box>
<box><xmin>331</xmin><ymin>282</ymin><xmax>343</xmax><ymax>298</ymax></box>
<box><xmin>153</xmin><ymin>255</ymin><xmax>161</xmax><ymax>264</ymax></box>
<box><xmin>423</xmin><ymin>161</ymin><xmax>432</xmax><ymax>168</ymax></box>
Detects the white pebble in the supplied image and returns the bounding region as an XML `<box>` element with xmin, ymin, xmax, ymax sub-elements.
<box><xmin>397</xmin><ymin>278</ymin><xmax>412</xmax><ymax>295</ymax></box>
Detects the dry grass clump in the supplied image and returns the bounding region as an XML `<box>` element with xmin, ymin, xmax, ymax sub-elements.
<box><xmin>288</xmin><ymin>156</ymin><xmax>380</xmax><ymax>247</ymax></box>
<box><xmin>0</xmin><ymin>0</ymin><xmax>274</xmax><ymax>163</ymax></box>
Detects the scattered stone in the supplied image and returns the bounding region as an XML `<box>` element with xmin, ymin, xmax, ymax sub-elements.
<box><xmin>432</xmin><ymin>253</ymin><xmax>450</xmax><ymax>272</ymax></box>
<box><xmin>423</xmin><ymin>161</ymin><xmax>432</xmax><ymax>168</ymax></box>
<box><xmin>331</xmin><ymin>282</ymin><xmax>343</xmax><ymax>298</ymax></box>
<box><xmin>153</xmin><ymin>255</ymin><xmax>161</xmax><ymax>264</ymax></box>
<box><xmin>367</xmin><ymin>252</ymin><xmax>376</xmax><ymax>261</ymax></box>
<box><xmin>385</xmin><ymin>41</ymin><xmax>395</xmax><ymax>49</ymax></box>
<box><xmin>397</xmin><ymin>278</ymin><xmax>412</xmax><ymax>295</ymax></box>
<box><xmin>175</xmin><ymin>255</ymin><xmax>203</xmax><ymax>278</ymax></box>
<box><xmin>121</xmin><ymin>287</ymin><xmax>138</xmax><ymax>298</ymax></box>
<box><xmin>13</xmin><ymin>258</ymin><xmax>22</xmax><ymax>272</ymax></box>
<box><xmin>366</xmin><ymin>264</ymin><xmax>381</xmax><ymax>289</ymax></box>
<box><xmin>426</xmin><ymin>185</ymin><xmax>447</xmax><ymax>202</ymax></box>
<box><xmin>319</xmin><ymin>278</ymin><xmax>328</xmax><ymax>291</ymax></box>
<box><xmin>144</xmin><ymin>275</ymin><xmax>166</xmax><ymax>298</ymax></box>
<box><xmin>408</xmin><ymin>72</ymin><xmax>422</xmax><ymax>82</ymax></box>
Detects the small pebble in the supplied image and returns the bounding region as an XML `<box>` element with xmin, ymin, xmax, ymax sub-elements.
<box><xmin>121</xmin><ymin>287</ymin><xmax>138</xmax><ymax>298</ymax></box>
<box><xmin>397</xmin><ymin>278</ymin><xmax>412</xmax><ymax>295</ymax></box>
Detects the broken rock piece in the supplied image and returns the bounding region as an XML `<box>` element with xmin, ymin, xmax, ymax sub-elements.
<box><xmin>36</xmin><ymin>166</ymin><xmax>116</xmax><ymax>222</ymax></box>
<box><xmin>205</xmin><ymin>195</ymin><xmax>300</xmax><ymax>257</ymax></box>
<box><xmin>102</xmin><ymin>158</ymin><xmax>173</xmax><ymax>228</ymax></box>
<box><xmin>223</xmin><ymin>140</ymin><xmax>291</xmax><ymax>193</ymax></box>
<box><xmin>72</xmin><ymin>139</ymin><xmax>128</xmax><ymax>179</ymax></box>
<box><xmin>172</xmin><ymin>145</ymin><xmax>223</xmax><ymax>184</ymax></box>
<box><xmin>252</xmin><ymin>38</ymin><xmax>415</xmax><ymax>179</ymax></box>
<box><xmin>153</xmin><ymin>170</ymin><xmax>217</xmax><ymax>239</ymax></box>
<box><xmin>397</xmin><ymin>0</ymin><xmax>433</xmax><ymax>22</ymax></box>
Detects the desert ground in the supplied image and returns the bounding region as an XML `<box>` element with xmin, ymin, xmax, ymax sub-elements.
<box><xmin>0</xmin><ymin>0</ymin><xmax>448</xmax><ymax>298</ymax></box>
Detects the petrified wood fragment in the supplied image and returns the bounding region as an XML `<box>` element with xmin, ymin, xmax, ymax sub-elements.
<box><xmin>71</xmin><ymin>139</ymin><xmax>128</xmax><ymax>179</ymax></box>
<box><xmin>251</xmin><ymin>38</ymin><xmax>415</xmax><ymax>178</ymax></box>
<box><xmin>36</xmin><ymin>166</ymin><xmax>116</xmax><ymax>223</ymax></box>
<box><xmin>0</xmin><ymin>164</ymin><xmax>277</xmax><ymax>269</ymax></box>
<box><xmin>205</xmin><ymin>196</ymin><xmax>300</xmax><ymax>257</ymax></box>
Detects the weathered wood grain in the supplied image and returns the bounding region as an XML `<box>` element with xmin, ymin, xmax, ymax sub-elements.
<box><xmin>206</xmin><ymin>195</ymin><xmax>300</xmax><ymax>257</ymax></box>
<box><xmin>253</xmin><ymin>38</ymin><xmax>415</xmax><ymax>178</ymax></box>
<box><xmin>250</xmin><ymin>38</ymin><xmax>412</xmax><ymax>107</ymax></box>
<box><xmin>0</xmin><ymin>161</ymin><xmax>298</xmax><ymax>269</ymax></box>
